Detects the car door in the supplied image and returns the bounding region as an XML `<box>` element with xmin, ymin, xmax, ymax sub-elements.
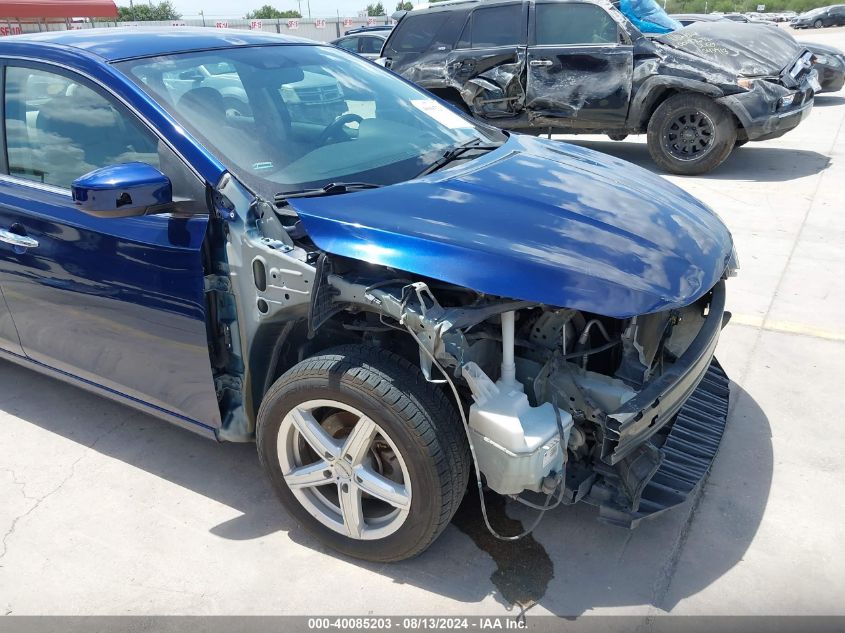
<box><xmin>446</xmin><ymin>3</ymin><xmax>528</xmax><ymax>118</ymax></box>
<box><xmin>834</xmin><ymin>6</ymin><xmax>845</xmax><ymax>25</ymax></box>
<box><xmin>0</xmin><ymin>62</ymin><xmax>221</xmax><ymax>428</ymax></box>
<box><xmin>526</xmin><ymin>1</ymin><xmax>633</xmax><ymax>126</ymax></box>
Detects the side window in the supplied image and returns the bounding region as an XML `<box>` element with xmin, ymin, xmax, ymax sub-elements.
<box><xmin>469</xmin><ymin>5</ymin><xmax>523</xmax><ymax>48</ymax></box>
<box><xmin>359</xmin><ymin>36</ymin><xmax>384</xmax><ymax>55</ymax></box>
<box><xmin>386</xmin><ymin>13</ymin><xmax>451</xmax><ymax>54</ymax></box>
<box><xmin>5</xmin><ymin>66</ymin><xmax>160</xmax><ymax>189</ymax></box>
<box><xmin>535</xmin><ymin>3</ymin><xmax>619</xmax><ymax>46</ymax></box>
<box><xmin>336</xmin><ymin>37</ymin><xmax>359</xmax><ymax>52</ymax></box>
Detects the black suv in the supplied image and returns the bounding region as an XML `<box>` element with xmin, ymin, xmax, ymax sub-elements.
<box><xmin>382</xmin><ymin>0</ymin><xmax>819</xmax><ymax>174</ymax></box>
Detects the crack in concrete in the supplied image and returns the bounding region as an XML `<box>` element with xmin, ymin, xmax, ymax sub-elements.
<box><xmin>0</xmin><ymin>467</ymin><xmax>38</xmax><ymax>502</ymax></box>
<box><xmin>0</xmin><ymin>419</ymin><xmax>126</xmax><ymax>562</ymax></box>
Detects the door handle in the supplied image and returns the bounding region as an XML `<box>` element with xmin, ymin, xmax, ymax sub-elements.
<box><xmin>0</xmin><ymin>227</ymin><xmax>38</xmax><ymax>249</ymax></box>
<box><xmin>529</xmin><ymin>59</ymin><xmax>553</xmax><ymax>67</ymax></box>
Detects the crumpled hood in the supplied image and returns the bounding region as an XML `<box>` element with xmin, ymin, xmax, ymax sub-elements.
<box><xmin>658</xmin><ymin>21</ymin><xmax>803</xmax><ymax>76</ymax></box>
<box><xmin>290</xmin><ymin>135</ymin><xmax>733</xmax><ymax>318</ymax></box>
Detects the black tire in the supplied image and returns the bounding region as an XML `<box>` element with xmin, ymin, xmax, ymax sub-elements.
<box><xmin>734</xmin><ymin>139</ymin><xmax>749</xmax><ymax>148</ymax></box>
<box><xmin>256</xmin><ymin>344</ymin><xmax>470</xmax><ymax>562</ymax></box>
<box><xmin>647</xmin><ymin>93</ymin><xmax>737</xmax><ymax>175</ymax></box>
<box><xmin>607</xmin><ymin>133</ymin><xmax>628</xmax><ymax>141</ymax></box>
<box><xmin>813</xmin><ymin>19</ymin><xmax>824</xmax><ymax>28</ymax></box>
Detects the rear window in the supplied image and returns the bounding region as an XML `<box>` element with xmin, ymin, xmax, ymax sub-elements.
<box><xmin>465</xmin><ymin>4</ymin><xmax>523</xmax><ymax>48</ymax></box>
<box><xmin>386</xmin><ymin>12</ymin><xmax>454</xmax><ymax>54</ymax></box>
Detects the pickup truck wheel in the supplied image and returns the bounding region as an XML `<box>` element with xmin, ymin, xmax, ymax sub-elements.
<box><xmin>647</xmin><ymin>93</ymin><xmax>736</xmax><ymax>175</ymax></box>
<box><xmin>256</xmin><ymin>344</ymin><xmax>470</xmax><ymax>562</ymax></box>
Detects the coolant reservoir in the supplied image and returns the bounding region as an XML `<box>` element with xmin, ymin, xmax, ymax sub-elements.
<box><xmin>462</xmin><ymin>362</ymin><xmax>572</xmax><ymax>495</ymax></box>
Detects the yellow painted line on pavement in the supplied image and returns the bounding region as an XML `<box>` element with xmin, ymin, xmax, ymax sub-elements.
<box><xmin>729</xmin><ymin>313</ymin><xmax>845</xmax><ymax>342</ymax></box>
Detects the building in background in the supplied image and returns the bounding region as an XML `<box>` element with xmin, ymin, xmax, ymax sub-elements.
<box><xmin>0</xmin><ymin>0</ymin><xmax>117</xmax><ymax>34</ymax></box>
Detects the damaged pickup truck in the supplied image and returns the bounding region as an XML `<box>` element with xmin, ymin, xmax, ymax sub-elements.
<box><xmin>0</xmin><ymin>28</ymin><xmax>736</xmax><ymax>562</ymax></box>
<box><xmin>381</xmin><ymin>0</ymin><xmax>819</xmax><ymax>174</ymax></box>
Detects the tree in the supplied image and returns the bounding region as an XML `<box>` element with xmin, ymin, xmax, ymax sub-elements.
<box><xmin>396</xmin><ymin>1</ymin><xmax>413</xmax><ymax>10</ymax></box>
<box><xmin>245</xmin><ymin>5</ymin><xmax>302</xmax><ymax>19</ymax></box>
<box><xmin>116</xmin><ymin>1</ymin><xmax>180</xmax><ymax>21</ymax></box>
<box><xmin>366</xmin><ymin>2</ymin><xmax>386</xmax><ymax>16</ymax></box>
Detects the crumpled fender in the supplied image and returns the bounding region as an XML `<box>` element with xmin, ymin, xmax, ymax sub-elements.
<box><xmin>289</xmin><ymin>135</ymin><xmax>734</xmax><ymax>318</ymax></box>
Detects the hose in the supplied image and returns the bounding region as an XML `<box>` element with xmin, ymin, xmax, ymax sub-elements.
<box><xmin>405</xmin><ymin>325</ymin><xmax>564</xmax><ymax>541</ymax></box>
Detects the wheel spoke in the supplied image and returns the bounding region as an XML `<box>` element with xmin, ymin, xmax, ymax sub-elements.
<box><xmin>355</xmin><ymin>466</ymin><xmax>410</xmax><ymax>510</ymax></box>
<box><xmin>284</xmin><ymin>460</ymin><xmax>333</xmax><ymax>490</ymax></box>
<box><xmin>289</xmin><ymin>407</ymin><xmax>340</xmax><ymax>461</ymax></box>
<box><xmin>339</xmin><ymin>482</ymin><xmax>365</xmax><ymax>538</ymax></box>
<box><xmin>341</xmin><ymin>415</ymin><xmax>378</xmax><ymax>466</ymax></box>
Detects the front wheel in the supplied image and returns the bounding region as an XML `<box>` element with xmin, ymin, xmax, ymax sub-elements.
<box><xmin>814</xmin><ymin>19</ymin><xmax>824</xmax><ymax>28</ymax></box>
<box><xmin>256</xmin><ymin>345</ymin><xmax>470</xmax><ymax>562</ymax></box>
<box><xmin>647</xmin><ymin>93</ymin><xmax>737</xmax><ymax>175</ymax></box>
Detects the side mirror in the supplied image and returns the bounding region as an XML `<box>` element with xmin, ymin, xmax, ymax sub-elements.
<box><xmin>72</xmin><ymin>163</ymin><xmax>172</xmax><ymax>218</ymax></box>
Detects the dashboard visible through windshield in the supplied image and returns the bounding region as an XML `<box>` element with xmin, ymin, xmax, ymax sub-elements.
<box><xmin>116</xmin><ymin>44</ymin><xmax>502</xmax><ymax>198</ymax></box>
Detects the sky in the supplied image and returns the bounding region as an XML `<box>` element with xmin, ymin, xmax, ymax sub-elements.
<box><xmin>168</xmin><ymin>0</ymin><xmax>384</xmax><ymax>18</ymax></box>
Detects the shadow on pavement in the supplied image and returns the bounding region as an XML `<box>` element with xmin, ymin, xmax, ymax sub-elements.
<box><xmin>0</xmin><ymin>361</ymin><xmax>772</xmax><ymax>616</ymax></box>
<box><xmin>565</xmin><ymin>139</ymin><xmax>830</xmax><ymax>183</ymax></box>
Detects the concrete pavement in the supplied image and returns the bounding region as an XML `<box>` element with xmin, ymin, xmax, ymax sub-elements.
<box><xmin>1</xmin><ymin>31</ymin><xmax>844</xmax><ymax>619</ymax></box>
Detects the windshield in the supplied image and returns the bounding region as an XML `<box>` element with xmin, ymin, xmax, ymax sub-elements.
<box><xmin>116</xmin><ymin>45</ymin><xmax>501</xmax><ymax>197</ymax></box>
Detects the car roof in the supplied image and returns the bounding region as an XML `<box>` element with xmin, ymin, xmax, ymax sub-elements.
<box><xmin>0</xmin><ymin>27</ymin><xmax>315</xmax><ymax>62</ymax></box>
<box><xmin>406</xmin><ymin>0</ymin><xmax>520</xmax><ymax>11</ymax></box>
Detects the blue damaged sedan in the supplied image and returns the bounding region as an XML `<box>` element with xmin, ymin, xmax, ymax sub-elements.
<box><xmin>0</xmin><ymin>28</ymin><xmax>737</xmax><ymax>561</ymax></box>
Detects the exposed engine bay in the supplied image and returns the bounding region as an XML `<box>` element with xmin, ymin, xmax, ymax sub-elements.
<box><xmin>209</xmin><ymin>172</ymin><xmax>732</xmax><ymax>537</ymax></box>
<box><xmin>326</xmin><ymin>267</ymin><xmax>727</xmax><ymax>526</ymax></box>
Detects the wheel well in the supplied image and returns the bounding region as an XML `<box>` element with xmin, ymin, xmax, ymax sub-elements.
<box><xmin>639</xmin><ymin>87</ymin><xmax>679</xmax><ymax>130</ymax></box>
<box><xmin>640</xmin><ymin>88</ymin><xmax>743</xmax><ymax>137</ymax></box>
<box><xmin>251</xmin><ymin>314</ymin><xmax>424</xmax><ymax>421</ymax></box>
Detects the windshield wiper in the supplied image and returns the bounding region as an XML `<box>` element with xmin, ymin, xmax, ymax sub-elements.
<box><xmin>415</xmin><ymin>138</ymin><xmax>502</xmax><ymax>177</ymax></box>
<box><xmin>274</xmin><ymin>182</ymin><xmax>382</xmax><ymax>206</ymax></box>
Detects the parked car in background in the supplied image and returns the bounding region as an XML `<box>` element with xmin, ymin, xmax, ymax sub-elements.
<box><xmin>0</xmin><ymin>27</ymin><xmax>738</xmax><ymax>562</ymax></box>
<box><xmin>381</xmin><ymin>0</ymin><xmax>818</xmax><ymax>174</ymax></box>
<box><xmin>805</xmin><ymin>41</ymin><xmax>845</xmax><ymax>91</ymax></box>
<box><xmin>343</xmin><ymin>24</ymin><xmax>393</xmax><ymax>36</ymax></box>
<box><xmin>791</xmin><ymin>5</ymin><xmax>845</xmax><ymax>28</ymax></box>
<box><xmin>331</xmin><ymin>31</ymin><xmax>388</xmax><ymax>59</ymax></box>
<box><xmin>673</xmin><ymin>13</ymin><xmax>845</xmax><ymax>93</ymax></box>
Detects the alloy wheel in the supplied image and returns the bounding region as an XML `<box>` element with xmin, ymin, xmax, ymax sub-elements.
<box><xmin>277</xmin><ymin>399</ymin><xmax>412</xmax><ymax>540</ymax></box>
<box><xmin>661</xmin><ymin>109</ymin><xmax>716</xmax><ymax>162</ymax></box>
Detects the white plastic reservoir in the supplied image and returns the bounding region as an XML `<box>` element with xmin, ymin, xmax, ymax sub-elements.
<box><xmin>462</xmin><ymin>362</ymin><xmax>572</xmax><ymax>495</ymax></box>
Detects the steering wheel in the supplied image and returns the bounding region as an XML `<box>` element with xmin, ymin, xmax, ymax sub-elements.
<box><xmin>319</xmin><ymin>113</ymin><xmax>363</xmax><ymax>144</ymax></box>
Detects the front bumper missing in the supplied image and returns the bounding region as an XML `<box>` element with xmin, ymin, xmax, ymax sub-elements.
<box><xmin>602</xmin><ymin>280</ymin><xmax>726</xmax><ymax>466</ymax></box>
<box><xmin>580</xmin><ymin>280</ymin><xmax>730</xmax><ymax>528</ymax></box>
<box><xmin>585</xmin><ymin>359</ymin><xmax>730</xmax><ymax>528</ymax></box>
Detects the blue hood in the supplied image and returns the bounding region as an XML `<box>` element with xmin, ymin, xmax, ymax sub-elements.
<box><xmin>290</xmin><ymin>135</ymin><xmax>733</xmax><ymax>318</ymax></box>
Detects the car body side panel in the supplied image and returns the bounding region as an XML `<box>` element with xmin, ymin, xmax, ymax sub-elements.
<box><xmin>290</xmin><ymin>135</ymin><xmax>734</xmax><ymax>318</ymax></box>
<box><xmin>0</xmin><ymin>284</ymin><xmax>23</xmax><ymax>355</ymax></box>
<box><xmin>0</xmin><ymin>180</ymin><xmax>222</xmax><ymax>428</ymax></box>
<box><xmin>526</xmin><ymin>44</ymin><xmax>634</xmax><ymax>126</ymax></box>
